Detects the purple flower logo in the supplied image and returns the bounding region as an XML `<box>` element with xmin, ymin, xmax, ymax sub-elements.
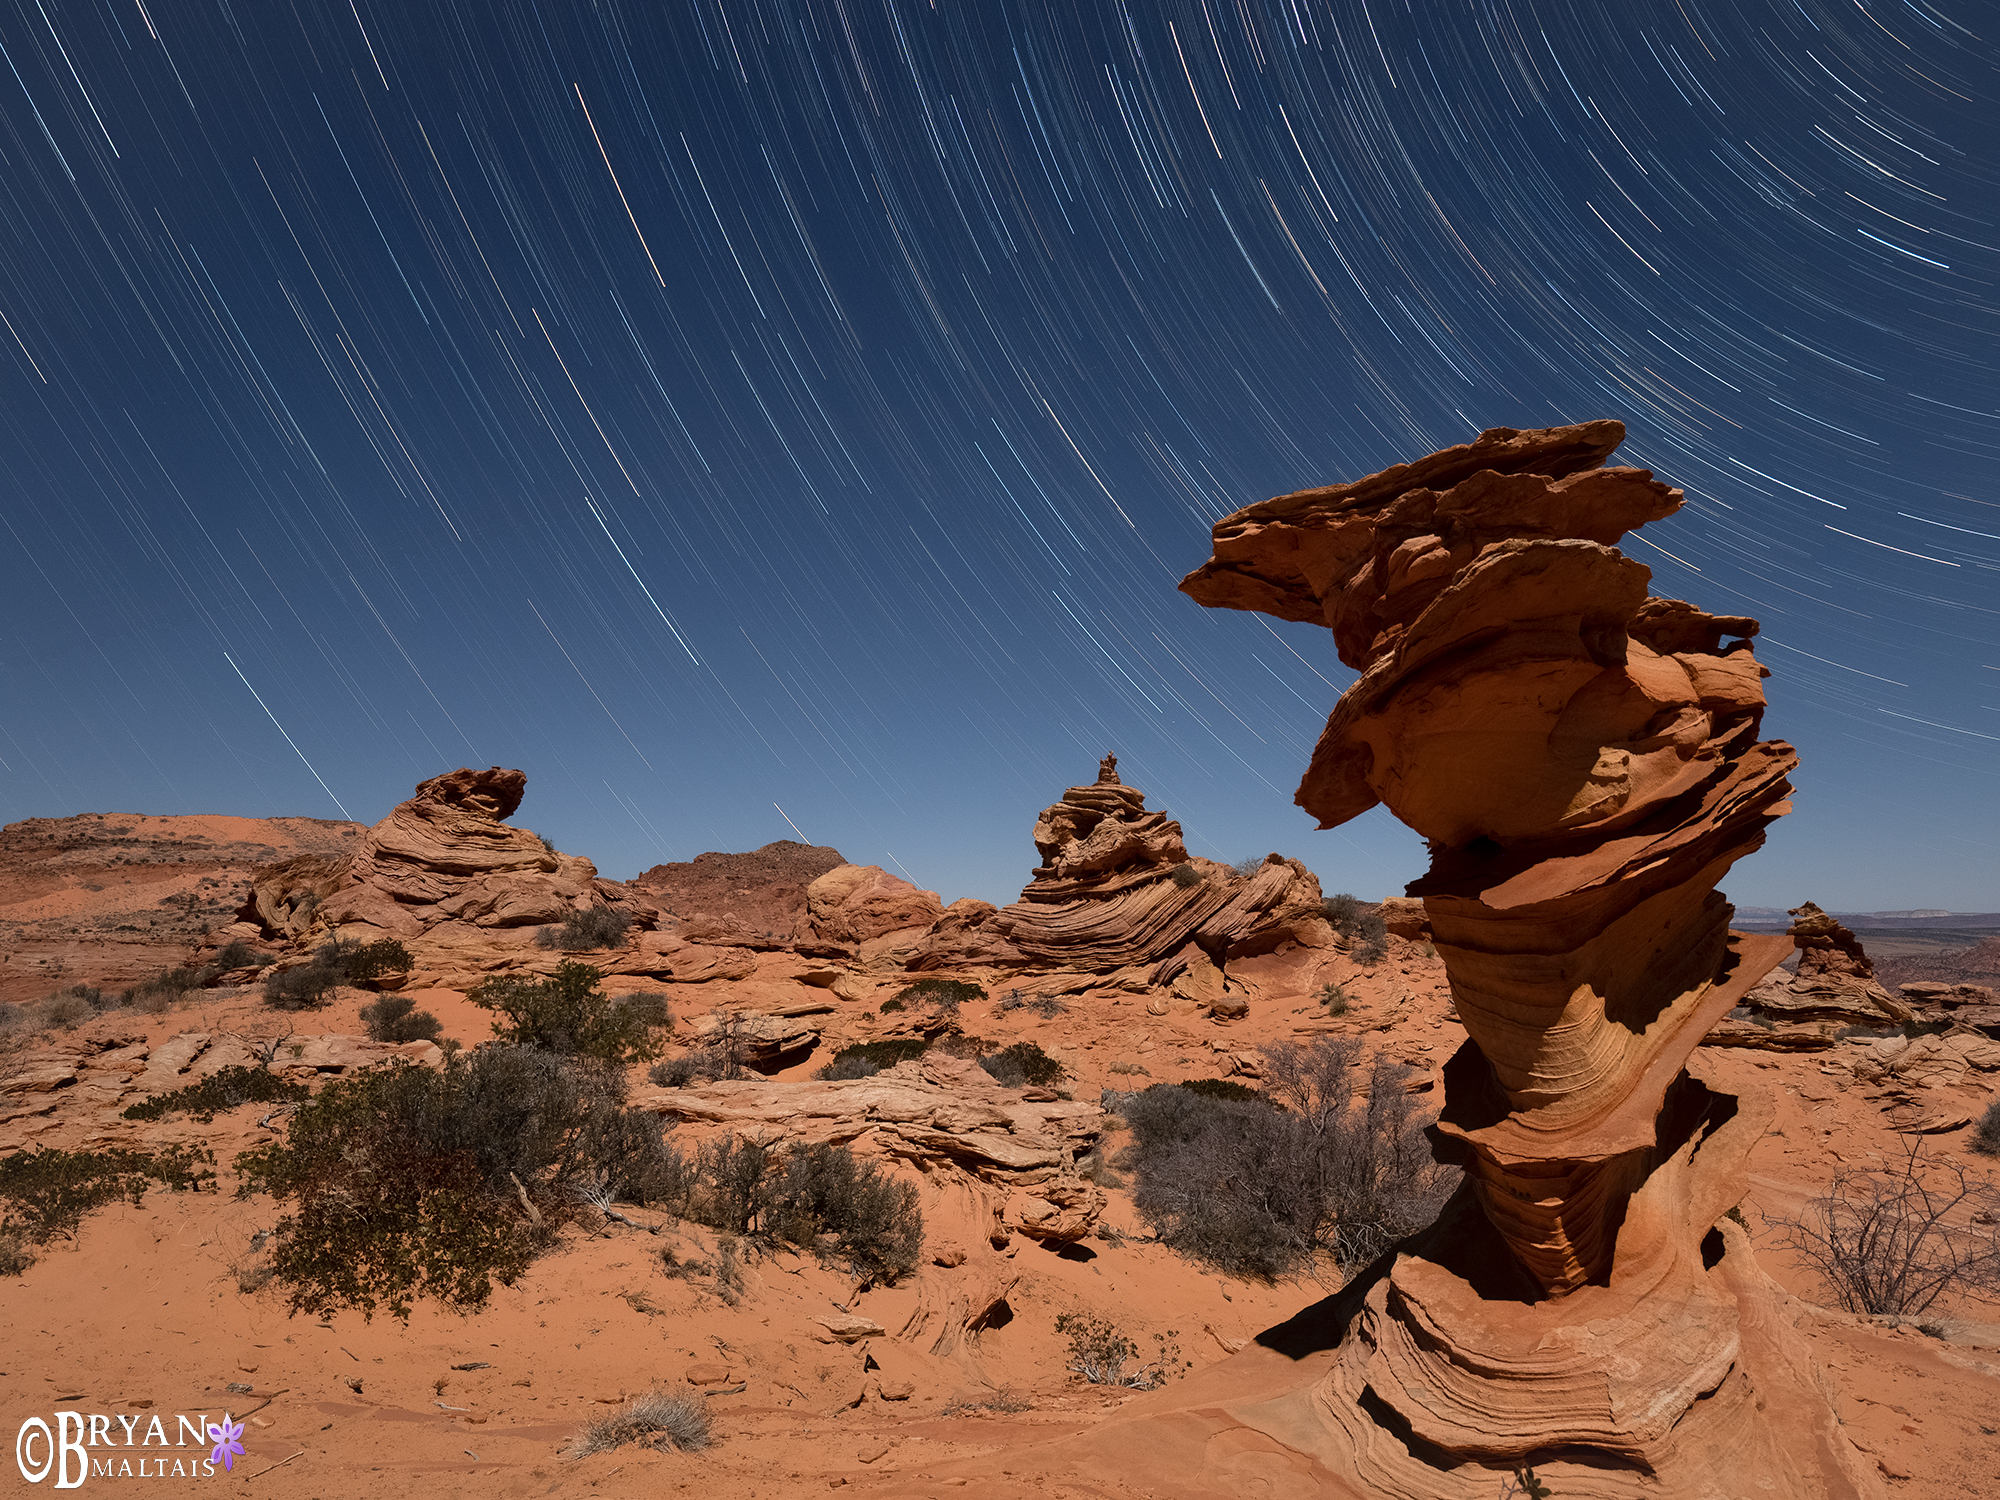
<box><xmin>207</xmin><ymin>1416</ymin><xmax>246</xmax><ymax>1472</ymax></box>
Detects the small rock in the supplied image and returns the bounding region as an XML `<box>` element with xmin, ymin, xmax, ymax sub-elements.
<box><xmin>877</xmin><ymin>1381</ymin><xmax>915</xmax><ymax>1401</ymax></box>
<box><xmin>685</xmin><ymin>1362</ymin><xmax>733</xmax><ymax>1386</ymax></box>
<box><xmin>856</xmin><ymin>1443</ymin><xmax>892</xmax><ymax>1464</ymax></box>
<box><xmin>811</xmin><ymin>1313</ymin><xmax>886</xmax><ymax>1344</ymax></box>
<box><xmin>931</xmin><ymin>1246</ymin><xmax>967</xmax><ymax>1268</ymax></box>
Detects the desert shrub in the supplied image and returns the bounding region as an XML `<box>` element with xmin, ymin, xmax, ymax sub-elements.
<box><xmin>1317</xmin><ymin>982</ymin><xmax>1350</xmax><ymax>1016</ymax></box>
<box><xmin>681</xmin><ymin>1137</ymin><xmax>921</xmax><ymax>1283</ymax></box>
<box><xmin>127</xmin><ymin>967</ymin><xmax>203</xmax><ymax>1013</ymax></box>
<box><xmin>0</xmin><ymin>1145</ymin><xmax>215</xmax><ymax>1246</ymax></box>
<box><xmin>1169</xmin><ymin>863</ymin><xmax>1202</xmax><ymax>889</ymax></box>
<box><xmin>998</xmin><ymin>988</ymin><xmax>1066</xmax><ymax>1019</ymax></box>
<box><xmin>649</xmin><ymin>1046</ymin><xmax>744</xmax><ymax>1087</ymax></box>
<box><xmin>893</xmin><ymin>977</ymin><xmax>987</xmax><ymax>1015</ymax></box>
<box><xmin>122</xmin><ymin>1065</ymin><xmax>309</xmax><ymax>1123</ymax></box>
<box><xmin>0</xmin><ymin>1231</ymin><xmax>31</xmax><ymax>1275</ymax></box>
<box><xmin>816</xmin><ymin>1052</ymin><xmax>882</xmax><ymax>1081</ymax></box>
<box><xmin>816</xmin><ymin>1038</ymin><xmax>931</xmax><ymax>1081</ymax></box>
<box><xmin>234</xmin><ymin>1046</ymin><xmax>687</xmax><ymax>1320</ymax></box>
<box><xmin>569</xmin><ymin>1389</ymin><xmax>711</xmax><ymax>1458</ymax></box>
<box><xmin>40</xmin><ymin>989</ymin><xmax>95</xmax><ymax>1028</ymax></box>
<box><xmin>1052</xmin><ymin>1313</ymin><xmax>1186</xmax><ymax>1389</ymax></box>
<box><xmin>358</xmin><ymin>993</ymin><xmax>444</xmax><ymax>1045</ymax></box>
<box><xmin>1176</xmin><ymin>1077</ymin><xmax>1263</xmax><ymax>1104</ymax></box>
<box><xmin>757</xmin><ymin>1141</ymin><xmax>923</xmax><ymax>1282</ymax></box>
<box><xmin>1322</xmin><ymin>895</ymin><xmax>1389</xmax><ymax>960</ymax></box>
<box><xmin>207</xmin><ymin>940</ymin><xmax>270</xmax><ymax>974</ymax></box>
<box><xmin>263</xmin><ymin>963</ymin><xmax>340</xmax><ymax>1011</ymax></box>
<box><xmin>1764</xmin><ymin>1139</ymin><xmax>2000</xmax><ymax>1316</ymax></box>
<box><xmin>1122</xmin><ymin>1037</ymin><xmax>1455</xmax><ymax>1282</ymax></box>
<box><xmin>614</xmin><ymin>991</ymin><xmax>671</xmax><ymax>1030</ymax></box>
<box><xmin>1972</xmin><ymin>1099</ymin><xmax>2000</xmax><ymax>1159</ymax></box>
<box><xmin>878</xmin><ymin>997</ymin><xmax>905</xmax><ymax>1013</ymax></box>
<box><xmin>534</xmin><ymin>906</ymin><xmax>632</xmax><ymax>952</ymax></box>
<box><xmin>469</xmin><ymin>961</ymin><xmax>665</xmax><ymax>1066</ymax></box>
<box><xmin>979</xmin><ymin>1041</ymin><xmax>1065</xmax><ymax>1089</ymax></box>
<box><xmin>1230</xmin><ymin>856</ymin><xmax>1266</xmax><ymax>879</ymax></box>
<box><xmin>314</xmin><ymin>938</ymin><xmax>414</xmax><ymax>986</ymax></box>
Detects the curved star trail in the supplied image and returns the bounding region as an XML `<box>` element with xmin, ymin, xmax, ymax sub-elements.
<box><xmin>0</xmin><ymin>1</ymin><xmax>1992</xmax><ymax>910</ymax></box>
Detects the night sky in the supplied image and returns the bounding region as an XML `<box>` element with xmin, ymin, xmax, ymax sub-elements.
<box><xmin>0</xmin><ymin>1</ymin><xmax>1994</xmax><ymax>913</ymax></box>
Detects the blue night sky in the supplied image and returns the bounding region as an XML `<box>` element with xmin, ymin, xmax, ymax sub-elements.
<box><xmin>0</xmin><ymin>1</ymin><xmax>1994</xmax><ymax>912</ymax></box>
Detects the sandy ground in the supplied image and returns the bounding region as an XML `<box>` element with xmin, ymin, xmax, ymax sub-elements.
<box><xmin>4</xmin><ymin>930</ymin><xmax>1999</xmax><ymax>1496</ymax></box>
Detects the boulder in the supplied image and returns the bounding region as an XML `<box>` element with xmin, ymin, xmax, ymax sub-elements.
<box><xmin>686</xmin><ymin>1011</ymin><xmax>818</xmax><ymax>1068</ymax></box>
<box><xmin>1732</xmin><ymin>902</ymin><xmax>1912</xmax><ymax>1027</ymax></box>
<box><xmin>800</xmin><ymin>865</ymin><xmax>943</xmax><ymax>947</ymax></box>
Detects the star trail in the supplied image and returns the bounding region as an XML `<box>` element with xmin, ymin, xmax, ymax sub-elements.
<box><xmin>0</xmin><ymin>0</ymin><xmax>1993</xmax><ymax>909</ymax></box>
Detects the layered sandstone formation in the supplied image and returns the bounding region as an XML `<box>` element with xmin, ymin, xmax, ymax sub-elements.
<box><xmin>1738</xmin><ymin>902</ymin><xmax>1911</xmax><ymax>1026</ymax></box>
<box><xmin>639</xmin><ymin>1050</ymin><xmax>1107</xmax><ymax>1243</ymax></box>
<box><xmin>0</xmin><ymin>812</ymin><xmax>363</xmax><ymax>1003</ymax></box>
<box><xmin>1177</xmin><ymin>422</ymin><xmax>1877</xmax><ymax>1497</ymax></box>
<box><xmin>909</xmin><ymin>755</ymin><xmax>1329</xmax><ymax>977</ymax></box>
<box><xmin>216</xmin><ymin>768</ymin><xmax>664</xmax><ymax>989</ymax></box>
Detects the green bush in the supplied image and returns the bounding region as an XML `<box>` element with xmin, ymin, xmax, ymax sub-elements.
<box><xmin>468</xmin><ymin>961</ymin><xmax>665</xmax><ymax>1066</ymax></box>
<box><xmin>1170</xmin><ymin>863</ymin><xmax>1203</xmax><ymax>889</ymax></box>
<box><xmin>0</xmin><ymin>1231</ymin><xmax>31</xmax><ymax>1276</ymax></box>
<box><xmin>121</xmin><ymin>1066</ymin><xmax>309</xmax><ymax>1123</ymax></box>
<box><xmin>0</xmin><ymin>1145</ymin><xmax>215</xmax><ymax>1246</ymax></box>
<box><xmin>1317</xmin><ymin>982</ymin><xmax>1350</xmax><ymax>1016</ymax></box>
<box><xmin>234</xmin><ymin>1047</ymin><xmax>687</xmax><ymax>1320</ymax></box>
<box><xmin>815</xmin><ymin>1038</ymin><xmax>930</xmax><ymax>1080</ymax></box>
<box><xmin>534</xmin><ymin>906</ymin><xmax>632</xmax><ymax>952</ymax></box>
<box><xmin>1323</xmin><ymin>894</ymin><xmax>1388</xmax><ymax>964</ymax></box>
<box><xmin>979</xmin><ymin>1041</ymin><xmax>1065</xmax><ymax>1089</ymax></box>
<box><xmin>358</xmin><ymin>993</ymin><xmax>444</xmax><ymax>1045</ymax></box>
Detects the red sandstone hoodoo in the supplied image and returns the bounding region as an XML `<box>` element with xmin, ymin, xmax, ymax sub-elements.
<box><xmin>1168</xmin><ymin>420</ymin><xmax>1878</xmax><ymax>1498</ymax></box>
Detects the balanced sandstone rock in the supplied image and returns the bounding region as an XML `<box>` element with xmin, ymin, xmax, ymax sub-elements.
<box><xmin>1734</xmin><ymin>901</ymin><xmax>1911</xmax><ymax>1027</ymax></box>
<box><xmin>909</xmin><ymin>754</ymin><xmax>1329</xmax><ymax>976</ymax></box>
<box><xmin>1176</xmin><ymin>421</ymin><xmax>1877</xmax><ymax>1499</ymax></box>
<box><xmin>227</xmin><ymin>768</ymin><xmax>662</xmax><ymax>990</ymax></box>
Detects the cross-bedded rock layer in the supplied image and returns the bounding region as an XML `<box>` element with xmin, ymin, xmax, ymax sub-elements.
<box><xmin>911</xmin><ymin>754</ymin><xmax>1331</xmax><ymax>976</ymax></box>
<box><xmin>1178</xmin><ymin>422</ymin><xmax>1877</xmax><ymax>1498</ymax></box>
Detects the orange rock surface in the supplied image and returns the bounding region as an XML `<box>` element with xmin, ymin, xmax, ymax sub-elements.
<box><xmin>1171</xmin><ymin>420</ymin><xmax>1878</xmax><ymax>1497</ymax></box>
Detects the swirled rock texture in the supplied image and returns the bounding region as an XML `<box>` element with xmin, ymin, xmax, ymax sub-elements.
<box><xmin>912</xmin><ymin>754</ymin><xmax>1331</xmax><ymax>974</ymax></box>
<box><xmin>1175</xmin><ymin>422</ymin><xmax>1876</xmax><ymax>1499</ymax></box>
<box><xmin>225</xmin><ymin>768</ymin><xmax>661</xmax><ymax>988</ymax></box>
<box><xmin>1735</xmin><ymin>901</ymin><xmax>1911</xmax><ymax>1027</ymax></box>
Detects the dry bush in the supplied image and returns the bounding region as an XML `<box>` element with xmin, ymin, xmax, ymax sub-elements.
<box><xmin>1971</xmin><ymin>1100</ymin><xmax>2000</xmax><ymax>1159</ymax></box>
<box><xmin>1765</xmin><ymin>1138</ymin><xmax>2000</xmax><ymax>1316</ymax></box>
<box><xmin>358</xmin><ymin>993</ymin><xmax>443</xmax><ymax>1044</ymax></box>
<box><xmin>534</xmin><ymin>906</ymin><xmax>632</xmax><ymax>952</ymax></box>
<box><xmin>569</xmin><ymin>1389</ymin><xmax>711</xmax><ymax>1457</ymax></box>
<box><xmin>1123</xmin><ymin>1036</ymin><xmax>1456</xmax><ymax>1282</ymax></box>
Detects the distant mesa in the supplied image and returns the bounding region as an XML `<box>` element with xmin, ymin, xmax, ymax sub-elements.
<box><xmin>631</xmin><ymin>840</ymin><xmax>847</xmax><ymax>944</ymax></box>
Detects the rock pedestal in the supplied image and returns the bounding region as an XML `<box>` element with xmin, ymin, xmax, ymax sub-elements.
<box><xmin>1181</xmin><ymin>422</ymin><xmax>1879</xmax><ymax>1497</ymax></box>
